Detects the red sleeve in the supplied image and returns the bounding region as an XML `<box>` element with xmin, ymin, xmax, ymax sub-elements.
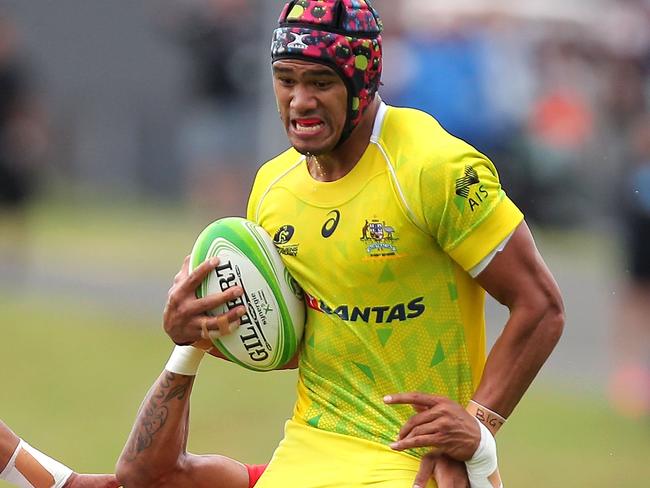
<box><xmin>246</xmin><ymin>464</ymin><xmax>268</xmax><ymax>488</ymax></box>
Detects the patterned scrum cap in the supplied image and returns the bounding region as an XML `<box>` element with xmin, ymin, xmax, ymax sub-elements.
<box><xmin>271</xmin><ymin>0</ymin><xmax>383</xmax><ymax>144</ymax></box>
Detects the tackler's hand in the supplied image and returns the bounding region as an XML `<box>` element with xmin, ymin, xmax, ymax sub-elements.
<box><xmin>431</xmin><ymin>455</ymin><xmax>469</xmax><ymax>488</ymax></box>
<box><xmin>405</xmin><ymin>451</ymin><xmax>469</xmax><ymax>488</ymax></box>
<box><xmin>163</xmin><ymin>255</ymin><xmax>246</xmax><ymax>346</ymax></box>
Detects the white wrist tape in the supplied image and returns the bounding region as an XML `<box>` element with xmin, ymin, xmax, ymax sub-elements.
<box><xmin>164</xmin><ymin>345</ymin><xmax>206</xmax><ymax>376</ymax></box>
<box><xmin>0</xmin><ymin>439</ymin><xmax>73</xmax><ymax>488</ymax></box>
<box><xmin>465</xmin><ymin>418</ymin><xmax>500</xmax><ymax>488</ymax></box>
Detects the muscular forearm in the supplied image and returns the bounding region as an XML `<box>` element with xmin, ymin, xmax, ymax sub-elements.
<box><xmin>472</xmin><ymin>222</ymin><xmax>565</xmax><ymax>429</ymax></box>
<box><xmin>117</xmin><ymin>371</ymin><xmax>194</xmax><ymax>486</ymax></box>
<box><xmin>472</xmin><ymin>302</ymin><xmax>564</xmax><ymax>424</ymax></box>
<box><xmin>460</xmin><ymin>301</ymin><xmax>561</xmax><ymax>488</ymax></box>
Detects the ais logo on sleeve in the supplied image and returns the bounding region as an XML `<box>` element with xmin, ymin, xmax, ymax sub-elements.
<box><xmin>455</xmin><ymin>166</ymin><xmax>489</xmax><ymax>212</ymax></box>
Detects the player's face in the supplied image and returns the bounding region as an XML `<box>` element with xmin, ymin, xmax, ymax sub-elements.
<box><xmin>272</xmin><ymin>60</ymin><xmax>348</xmax><ymax>155</ymax></box>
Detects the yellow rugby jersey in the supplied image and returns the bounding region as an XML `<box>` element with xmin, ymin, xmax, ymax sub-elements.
<box><xmin>247</xmin><ymin>103</ymin><xmax>523</xmax><ymax>452</ymax></box>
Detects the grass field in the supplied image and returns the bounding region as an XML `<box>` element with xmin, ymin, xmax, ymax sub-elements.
<box><xmin>0</xmin><ymin>294</ymin><xmax>648</xmax><ymax>487</ymax></box>
<box><xmin>1</xmin><ymin>199</ymin><xmax>648</xmax><ymax>487</ymax></box>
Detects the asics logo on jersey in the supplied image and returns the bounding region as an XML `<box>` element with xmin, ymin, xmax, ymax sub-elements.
<box><xmin>455</xmin><ymin>166</ymin><xmax>480</xmax><ymax>198</ymax></box>
<box><xmin>305</xmin><ymin>293</ymin><xmax>425</xmax><ymax>324</ymax></box>
<box><xmin>321</xmin><ymin>210</ymin><xmax>341</xmax><ymax>238</ymax></box>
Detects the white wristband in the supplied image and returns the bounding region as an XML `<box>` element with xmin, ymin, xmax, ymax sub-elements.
<box><xmin>465</xmin><ymin>418</ymin><xmax>501</xmax><ymax>488</ymax></box>
<box><xmin>164</xmin><ymin>345</ymin><xmax>206</xmax><ymax>376</ymax></box>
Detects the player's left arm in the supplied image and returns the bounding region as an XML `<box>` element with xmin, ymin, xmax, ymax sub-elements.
<box><xmin>421</xmin><ymin>144</ymin><xmax>565</xmax><ymax>427</ymax></box>
<box><xmin>388</xmin><ymin>140</ymin><xmax>563</xmax><ymax>487</ymax></box>
<box><xmin>387</xmin><ymin>222</ymin><xmax>565</xmax><ymax>430</ymax></box>
<box><xmin>470</xmin><ymin>220</ymin><xmax>565</xmax><ymax>422</ymax></box>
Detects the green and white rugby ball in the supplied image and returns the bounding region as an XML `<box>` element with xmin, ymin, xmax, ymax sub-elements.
<box><xmin>190</xmin><ymin>217</ymin><xmax>305</xmax><ymax>371</ymax></box>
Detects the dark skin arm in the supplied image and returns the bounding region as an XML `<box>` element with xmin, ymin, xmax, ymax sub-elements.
<box><xmin>415</xmin><ymin>453</ymin><xmax>469</xmax><ymax>488</ymax></box>
<box><xmin>472</xmin><ymin>221</ymin><xmax>565</xmax><ymax>418</ymax></box>
<box><xmin>115</xmin><ymin>370</ymin><xmax>249</xmax><ymax>488</ymax></box>
<box><xmin>387</xmin><ymin>222</ymin><xmax>564</xmax><ymax>486</ymax></box>
<box><xmin>118</xmin><ymin>255</ymin><xmax>269</xmax><ymax>487</ymax></box>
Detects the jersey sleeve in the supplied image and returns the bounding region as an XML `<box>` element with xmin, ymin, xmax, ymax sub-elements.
<box><xmin>420</xmin><ymin>142</ymin><xmax>523</xmax><ymax>272</ymax></box>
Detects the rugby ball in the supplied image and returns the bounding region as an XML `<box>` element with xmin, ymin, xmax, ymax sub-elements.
<box><xmin>189</xmin><ymin>217</ymin><xmax>305</xmax><ymax>371</ymax></box>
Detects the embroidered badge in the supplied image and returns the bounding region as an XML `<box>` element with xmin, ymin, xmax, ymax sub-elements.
<box><xmin>360</xmin><ymin>218</ymin><xmax>398</xmax><ymax>257</ymax></box>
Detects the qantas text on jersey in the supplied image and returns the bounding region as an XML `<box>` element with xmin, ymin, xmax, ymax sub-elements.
<box><xmin>305</xmin><ymin>293</ymin><xmax>425</xmax><ymax>324</ymax></box>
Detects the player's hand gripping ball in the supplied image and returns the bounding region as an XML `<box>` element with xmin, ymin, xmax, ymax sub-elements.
<box><xmin>190</xmin><ymin>217</ymin><xmax>305</xmax><ymax>371</ymax></box>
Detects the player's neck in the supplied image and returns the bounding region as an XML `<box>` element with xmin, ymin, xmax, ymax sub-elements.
<box><xmin>307</xmin><ymin>97</ymin><xmax>381</xmax><ymax>182</ymax></box>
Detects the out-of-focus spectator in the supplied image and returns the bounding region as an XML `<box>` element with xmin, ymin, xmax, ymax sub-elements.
<box><xmin>596</xmin><ymin>0</ymin><xmax>650</xmax><ymax>419</ymax></box>
<box><xmin>610</xmin><ymin>113</ymin><xmax>650</xmax><ymax>419</ymax></box>
<box><xmin>382</xmin><ymin>9</ymin><xmax>600</xmax><ymax>226</ymax></box>
<box><xmin>509</xmin><ymin>35</ymin><xmax>596</xmax><ymax>225</ymax></box>
<box><xmin>160</xmin><ymin>0</ymin><xmax>261</xmax><ymax>216</ymax></box>
<box><xmin>0</xmin><ymin>13</ymin><xmax>47</xmax><ymax>278</ymax></box>
<box><xmin>595</xmin><ymin>0</ymin><xmax>650</xmax><ymax>217</ymax></box>
<box><xmin>387</xmin><ymin>27</ymin><xmax>499</xmax><ymax>153</ymax></box>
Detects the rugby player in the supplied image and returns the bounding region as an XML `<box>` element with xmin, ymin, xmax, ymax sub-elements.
<box><xmin>0</xmin><ymin>419</ymin><xmax>120</xmax><ymax>488</ymax></box>
<box><xmin>159</xmin><ymin>1</ymin><xmax>565</xmax><ymax>487</ymax></box>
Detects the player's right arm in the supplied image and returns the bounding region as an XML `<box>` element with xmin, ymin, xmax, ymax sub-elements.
<box><xmin>116</xmin><ymin>257</ymin><xmax>256</xmax><ymax>488</ymax></box>
<box><xmin>115</xmin><ymin>352</ymin><xmax>250</xmax><ymax>488</ymax></box>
